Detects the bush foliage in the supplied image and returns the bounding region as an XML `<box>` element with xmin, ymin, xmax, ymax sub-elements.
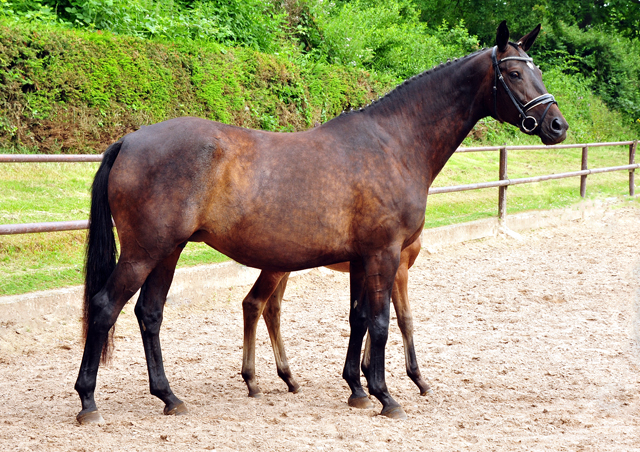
<box><xmin>533</xmin><ymin>22</ymin><xmax>640</xmax><ymax>121</ymax></box>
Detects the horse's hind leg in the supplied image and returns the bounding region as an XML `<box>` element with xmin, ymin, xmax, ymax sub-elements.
<box><xmin>391</xmin><ymin>261</ymin><xmax>431</xmax><ymax>395</ymax></box>
<box><xmin>262</xmin><ymin>273</ymin><xmax>300</xmax><ymax>393</ymax></box>
<box><xmin>134</xmin><ymin>246</ymin><xmax>187</xmax><ymax>416</ymax></box>
<box><xmin>342</xmin><ymin>260</ymin><xmax>374</xmax><ymax>409</ymax></box>
<box><xmin>241</xmin><ymin>270</ymin><xmax>287</xmax><ymax>397</ymax></box>
<box><xmin>75</xmin><ymin>257</ymin><xmax>156</xmax><ymax>424</ymax></box>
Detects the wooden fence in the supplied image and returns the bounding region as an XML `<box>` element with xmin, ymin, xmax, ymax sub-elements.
<box><xmin>0</xmin><ymin>140</ymin><xmax>637</xmax><ymax>235</ymax></box>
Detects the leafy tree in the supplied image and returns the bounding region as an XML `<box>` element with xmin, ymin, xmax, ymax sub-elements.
<box><xmin>545</xmin><ymin>0</ymin><xmax>640</xmax><ymax>39</ymax></box>
<box><xmin>413</xmin><ymin>0</ymin><xmax>640</xmax><ymax>43</ymax></box>
<box><xmin>413</xmin><ymin>0</ymin><xmax>545</xmax><ymax>45</ymax></box>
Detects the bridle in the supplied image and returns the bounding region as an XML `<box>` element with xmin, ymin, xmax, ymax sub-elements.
<box><xmin>491</xmin><ymin>45</ymin><xmax>557</xmax><ymax>134</ymax></box>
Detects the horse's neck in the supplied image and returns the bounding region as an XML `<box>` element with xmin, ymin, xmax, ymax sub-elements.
<box><xmin>367</xmin><ymin>51</ymin><xmax>491</xmax><ymax>187</ymax></box>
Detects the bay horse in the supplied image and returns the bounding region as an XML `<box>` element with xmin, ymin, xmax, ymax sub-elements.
<box><xmin>75</xmin><ymin>21</ymin><xmax>567</xmax><ymax>424</ymax></box>
<box><xmin>241</xmin><ymin>237</ymin><xmax>431</xmax><ymax>402</ymax></box>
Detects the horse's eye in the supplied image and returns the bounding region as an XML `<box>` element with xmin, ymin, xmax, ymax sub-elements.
<box><xmin>509</xmin><ymin>71</ymin><xmax>520</xmax><ymax>79</ymax></box>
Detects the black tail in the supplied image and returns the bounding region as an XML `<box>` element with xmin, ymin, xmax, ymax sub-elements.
<box><xmin>83</xmin><ymin>140</ymin><xmax>123</xmax><ymax>364</ymax></box>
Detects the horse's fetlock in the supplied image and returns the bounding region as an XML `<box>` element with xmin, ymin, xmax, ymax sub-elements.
<box><xmin>367</xmin><ymin>380</ymin><xmax>388</xmax><ymax>397</ymax></box>
<box><xmin>407</xmin><ymin>364</ymin><xmax>421</xmax><ymax>377</ymax></box>
<box><xmin>277</xmin><ymin>368</ymin><xmax>292</xmax><ymax>380</ymax></box>
<box><xmin>150</xmin><ymin>384</ymin><xmax>171</xmax><ymax>399</ymax></box>
<box><xmin>74</xmin><ymin>380</ymin><xmax>89</xmax><ymax>395</ymax></box>
<box><xmin>342</xmin><ymin>366</ymin><xmax>360</xmax><ymax>384</ymax></box>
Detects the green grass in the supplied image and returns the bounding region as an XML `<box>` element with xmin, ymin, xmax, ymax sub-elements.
<box><xmin>0</xmin><ymin>230</ymin><xmax>228</xmax><ymax>295</ymax></box>
<box><xmin>0</xmin><ymin>142</ymin><xmax>637</xmax><ymax>296</ymax></box>
<box><xmin>0</xmin><ymin>162</ymin><xmax>227</xmax><ymax>295</ymax></box>
<box><xmin>425</xmin><ymin>143</ymin><xmax>637</xmax><ymax>227</ymax></box>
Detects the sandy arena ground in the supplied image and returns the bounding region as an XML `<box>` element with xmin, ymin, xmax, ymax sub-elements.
<box><xmin>0</xmin><ymin>206</ymin><xmax>639</xmax><ymax>451</ymax></box>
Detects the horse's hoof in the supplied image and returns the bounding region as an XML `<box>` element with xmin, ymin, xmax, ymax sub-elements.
<box><xmin>164</xmin><ymin>402</ymin><xmax>188</xmax><ymax>416</ymax></box>
<box><xmin>416</xmin><ymin>379</ymin><xmax>432</xmax><ymax>396</ymax></box>
<box><xmin>348</xmin><ymin>396</ymin><xmax>374</xmax><ymax>409</ymax></box>
<box><xmin>76</xmin><ymin>410</ymin><xmax>105</xmax><ymax>425</ymax></box>
<box><xmin>380</xmin><ymin>406</ymin><xmax>407</xmax><ymax>420</ymax></box>
<box><xmin>289</xmin><ymin>385</ymin><xmax>301</xmax><ymax>394</ymax></box>
<box><xmin>248</xmin><ymin>391</ymin><xmax>264</xmax><ymax>399</ymax></box>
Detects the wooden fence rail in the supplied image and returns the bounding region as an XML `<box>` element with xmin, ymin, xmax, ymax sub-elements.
<box><xmin>1</xmin><ymin>140</ymin><xmax>637</xmax><ymax>235</ymax></box>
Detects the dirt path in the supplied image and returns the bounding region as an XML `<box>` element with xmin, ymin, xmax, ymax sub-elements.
<box><xmin>1</xmin><ymin>207</ymin><xmax>639</xmax><ymax>451</ymax></box>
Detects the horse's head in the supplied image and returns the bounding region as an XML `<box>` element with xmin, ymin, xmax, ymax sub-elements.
<box><xmin>491</xmin><ymin>21</ymin><xmax>568</xmax><ymax>145</ymax></box>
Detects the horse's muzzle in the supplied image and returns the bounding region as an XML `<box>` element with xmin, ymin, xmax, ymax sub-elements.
<box><xmin>540</xmin><ymin>111</ymin><xmax>569</xmax><ymax>145</ymax></box>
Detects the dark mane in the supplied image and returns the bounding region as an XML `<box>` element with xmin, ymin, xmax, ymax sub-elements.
<box><xmin>339</xmin><ymin>47</ymin><xmax>490</xmax><ymax>116</ymax></box>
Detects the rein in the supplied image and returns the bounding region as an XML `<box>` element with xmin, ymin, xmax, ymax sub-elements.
<box><xmin>491</xmin><ymin>46</ymin><xmax>557</xmax><ymax>133</ymax></box>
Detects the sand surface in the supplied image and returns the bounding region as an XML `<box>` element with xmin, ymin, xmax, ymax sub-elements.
<box><xmin>1</xmin><ymin>207</ymin><xmax>639</xmax><ymax>451</ymax></box>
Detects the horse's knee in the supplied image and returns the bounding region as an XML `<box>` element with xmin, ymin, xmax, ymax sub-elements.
<box><xmin>134</xmin><ymin>289</ymin><xmax>164</xmax><ymax>330</ymax></box>
<box><xmin>242</xmin><ymin>295</ymin><xmax>264</xmax><ymax>315</ymax></box>
<box><xmin>262</xmin><ymin>300</ymin><xmax>281</xmax><ymax>324</ymax></box>
<box><xmin>368</xmin><ymin>318</ymin><xmax>390</xmax><ymax>348</ymax></box>
<box><xmin>349</xmin><ymin>304</ymin><xmax>368</xmax><ymax>332</ymax></box>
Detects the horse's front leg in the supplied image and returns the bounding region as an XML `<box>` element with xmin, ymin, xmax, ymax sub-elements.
<box><xmin>362</xmin><ymin>249</ymin><xmax>407</xmax><ymax>419</ymax></box>
<box><xmin>342</xmin><ymin>260</ymin><xmax>374</xmax><ymax>409</ymax></box>
<box><xmin>134</xmin><ymin>246</ymin><xmax>186</xmax><ymax>416</ymax></box>
<box><xmin>261</xmin><ymin>273</ymin><xmax>301</xmax><ymax>393</ymax></box>
<box><xmin>241</xmin><ymin>271</ymin><xmax>287</xmax><ymax>397</ymax></box>
<box><xmin>361</xmin><ymin>237</ymin><xmax>430</xmax><ymax>395</ymax></box>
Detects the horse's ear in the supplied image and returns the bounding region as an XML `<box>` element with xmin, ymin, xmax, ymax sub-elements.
<box><xmin>496</xmin><ymin>20</ymin><xmax>509</xmax><ymax>52</ymax></box>
<box><xmin>517</xmin><ymin>24</ymin><xmax>541</xmax><ymax>52</ymax></box>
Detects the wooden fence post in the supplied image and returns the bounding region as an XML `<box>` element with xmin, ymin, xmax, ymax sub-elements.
<box><xmin>498</xmin><ymin>146</ymin><xmax>508</xmax><ymax>223</ymax></box>
<box><xmin>630</xmin><ymin>140</ymin><xmax>637</xmax><ymax>197</ymax></box>
<box><xmin>580</xmin><ymin>145</ymin><xmax>588</xmax><ymax>198</ymax></box>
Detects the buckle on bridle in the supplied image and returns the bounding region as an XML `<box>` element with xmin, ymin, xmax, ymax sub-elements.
<box><xmin>522</xmin><ymin>116</ymin><xmax>538</xmax><ymax>133</ymax></box>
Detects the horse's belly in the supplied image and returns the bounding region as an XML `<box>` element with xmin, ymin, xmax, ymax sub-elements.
<box><xmin>190</xmin><ymin>227</ymin><xmax>351</xmax><ymax>272</ymax></box>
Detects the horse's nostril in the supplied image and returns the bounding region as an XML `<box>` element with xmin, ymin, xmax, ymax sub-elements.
<box><xmin>551</xmin><ymin>118</ymin><xmax>562</xmax><ymax>132</ymax></box>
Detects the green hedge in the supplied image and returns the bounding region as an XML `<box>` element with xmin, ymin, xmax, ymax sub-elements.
<box><xmin>0</xmin><ymin>22</ymin><xmax>387</xmax><ymax>153</ymax></box>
